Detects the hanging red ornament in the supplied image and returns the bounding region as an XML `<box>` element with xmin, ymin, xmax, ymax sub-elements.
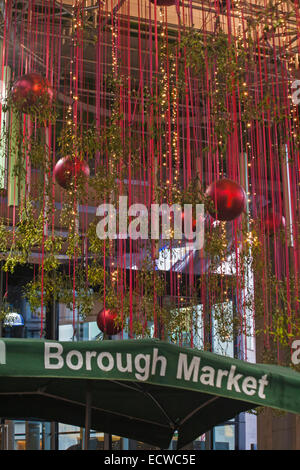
<box><xmin>262</xmin><ymin>211</ymin><xmax>286</xmax><ymax>234</ymax></box>
<box><xmin>11</xmin><ymin>73</ymin><xmax>53</xmax><ymax>113</ymax></box>
<box><xmin>96</xmin><ymin>308</ymin><xmax>122</xmax><ymax>336</ymax></box>
<box><xmin>150</xmin><ymin>0</ymin><xmax>176</xmax><ymax>5</ymax></box>
<box><xmin>205</xmin><ymin>179</ymin><xmax>247</xmax><ymax>221</ymax></box>
<box><xmin>54</xmin><ymin>156</ymin><xmax>90</xmax><ymax>189</ymax></box>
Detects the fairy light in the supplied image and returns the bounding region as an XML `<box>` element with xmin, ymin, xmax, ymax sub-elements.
<box><xmin>171</xmin><ymin>84</ymin><xmax>179</xmax><ymax>186</ymax></box>
<box><xmin>157</xmin><ymin>8</ymin><xmax>181</xmax><ymax>204</ymax></box>
<box><xmin>157</xmin><ymin>8</ymin><xmax>171</xmax><ymax>185</ymax></box>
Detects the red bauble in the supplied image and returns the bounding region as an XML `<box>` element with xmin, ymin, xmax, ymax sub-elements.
<box><xmin>11</xmin><ymin>73</ymin><xmax>53</xmax><ymax>113</ymax></box>
<box><xmin>150</xmin><ymin>0</ymin><xmax>176</xmax><ymax>5</ymax></box>
<box><xmin>205</xmin><ymin>179</ymin><xmax>247</xmax><ymax>221</ymax></box>
<box><xmin>54</xmin><ymin>156</ymin><xmax>90</xmax><ymax>189</ymax></box>
<box><xmin>263</xmin><ymin>211</ymin><xmax>286</xmax><ymax>234</ymax></box>
<box><xmin>96</xmin><ymin>308</ymin><xmax>122</xmax><ymax>336</ymax></box>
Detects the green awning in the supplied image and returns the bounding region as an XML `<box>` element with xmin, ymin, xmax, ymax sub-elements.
<box><xmin>0</xmin><ymin>337</ymin><xmax>299</xmax><ymax>449</ymax></box>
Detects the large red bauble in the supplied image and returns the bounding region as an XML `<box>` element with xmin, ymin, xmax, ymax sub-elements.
<box><xmin>96</xmin><ymin>308</ymin><xmax>122</xmax><ymax>336</ymax></box>
<box><xmin>205</xmin><ymin>179</ymin><xmax>247</xmax><ymax>221</ymax></box>
<box><xmin>11</xmin><ymin>73</ymin><xmax>53</xmax><ymax>113</ymax></box>
<box><xmin>263</xmin><ymin>211</ymin><xmax>286</xmax><ymax>234</ymax></box>
<box><xmin>54</xmin><ymin>156</ymin><xmax>90</xmax><ymax>189</ymax></box>
<box><xmin>150</xmin><ymin>0</ymin><xmax>176</xmax><ymax>5</ymax></box>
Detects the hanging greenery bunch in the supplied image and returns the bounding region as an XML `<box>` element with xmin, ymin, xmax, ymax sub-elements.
<box><xmin>24</xmin><ymin>265</ymin><xmax>95</xmax><ymax>320</ymax></box>
<box><xmin>256</xmin><ymin>273</ymin><xmax>300</xmax><ymax>346</ymax></box>
<box><xmin>252</xmin><ymin>241</ymin><xmax>300</xmax><ymax>367</ymax></box>
<box><xmin>198</xmin><ymin>218</ymin><xmax>252</xmax><ymax>345</ymax></box>
<box><xmin>0</xmin><ymin>199</ymin><xmax>63</xmax><ymax>275</ymax></box>
<box><xmin>1</xmin><ymin>200</ymin><xmax>44</xmax><ymax>273</ymax></box>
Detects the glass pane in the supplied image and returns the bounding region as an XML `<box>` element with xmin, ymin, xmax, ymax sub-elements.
<box><xmin>213</xmin><ymin>425</ymin><xmax>235</xmax><ymax>450</ymax></box>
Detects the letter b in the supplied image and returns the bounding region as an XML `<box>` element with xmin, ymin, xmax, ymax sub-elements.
<box><xmin>44</xmin><ymin>342</ymin><xmax>64</xmax><ymax>369</ymax></box>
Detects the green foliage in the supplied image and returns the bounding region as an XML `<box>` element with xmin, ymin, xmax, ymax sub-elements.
<box><xmin>87</xmin><ymin>221</ymin><xmax>110</xmax><ymax>255</ymax></box>
<box><xmin>24</xmin><ymin>266</ymin><xmax>97</xmax><ymax>320</ymax></box>
<box><xmin>0</xmin><ymin>218</ymin><xmax>10</xmax><ymax>253</ymax></box>
<box><xmin>0</xmin><ymin>297</ymin><xmax>15</xmax><ymax>324</ymax></box>
<box><xmin>255</xmin><ymin>272</ymin><xmax>300</xmax><ymax>348</ymax></box>
<box><xmin>57</xmin><ymin>123</ymin><xmax>100</xmax><ymax>161</ymax></box>
<box><xmin>89</xmin><ymin>165</ymin><xmax>118</xmax><ymax>203</ymax></box>
<box><xmin>4</xmin><ymin>92</ymin><xmax>57</xmax><ymax>126</ymax></box>
<box><xmin>2</xmin><ymin>201</ymin><xmax>43</xmax><ymax>273</ymax></box>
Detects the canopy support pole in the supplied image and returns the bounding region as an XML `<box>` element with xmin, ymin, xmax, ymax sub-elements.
<box><xmin>104</xmin><ymin>433</ymin><xmax>112</xmax><ymax>450</ymax></box>
<box><xmin>84</xmin><ymin>389</ymin><xmax>91</xmax><ymax>450</ymax></box>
